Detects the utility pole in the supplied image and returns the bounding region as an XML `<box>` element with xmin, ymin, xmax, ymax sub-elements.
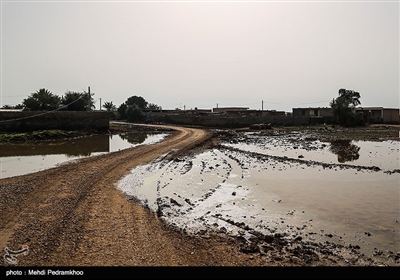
<box><xmin>262</xmin><ymin>100</ymin><xmax>264</xmax><ymax>111</ymax></box>
<box><xmin>85</xmin><ymin>86</ymin><xmax>91</xmax><ymax>111</ymax></box>
<box><xmin>99</xmin><ymin>98</ymin><xmax>101</xmax><ymax>111</ymax></box>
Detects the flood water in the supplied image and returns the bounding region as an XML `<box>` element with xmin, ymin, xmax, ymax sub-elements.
<box><xmin>117</xmin><ymin>132</ymin><xmax>400</xmax><ymax>263</ymax></box>
<box><xmin>1</xmin><ymin>129</ymin><xmax>399</xmax><ymax>263</ymax></box>
<box><xmin>0</xmin><ymin>132</ymin><xmax>168</xmax><ymax>179</ymax></box>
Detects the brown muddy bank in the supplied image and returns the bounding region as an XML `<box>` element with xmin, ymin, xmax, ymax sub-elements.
<box><xmin>0</xmin><ymin>123</ymin><xmax>398</xmax><ymax>270</ymax></box>
<box><xmin>117</xmin><ymin>124</ymin><xmax>399</xmax><ymax>267</ymax></box>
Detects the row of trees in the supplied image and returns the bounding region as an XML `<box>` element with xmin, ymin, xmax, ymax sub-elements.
<box><xmin>1</xmin><ymin>88</ymin><xmax>163</xmax><ymax>123</ymax></box>
<box><xmin>84</xmin><ymin>95</ymin><xmax>163</xmax><ymax>122</ymax></box>
<box><xmin>2</xmin><ymin>88</ymin><xmax>96</xmax><ymax>112</ymax></box>
<box><xmin>116</xmin><ymin>96</ymin><xmax>162</xmax><ymax>122</ymax></box>
<box><xmin>3</xmin><ymin>87</ymin><xmax>363</xmax><ymax>126</ymax></box>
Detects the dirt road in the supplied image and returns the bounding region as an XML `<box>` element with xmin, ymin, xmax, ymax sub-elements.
<box><xmin>0</xmin><ymin>124</ymin><xmax>280</xmax><ymax>267</ymax></box>
<box><xmin>2</xmin><ymin>124</ymin><xmax>397</xmax><ymax>275</ymax></box>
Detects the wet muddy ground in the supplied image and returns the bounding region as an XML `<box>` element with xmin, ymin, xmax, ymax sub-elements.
<box><xmin>0</xmin><ymin>132</ymin><xmax>169</xmax><ymax>179</ymax></box>
<box><xmin>117</xmin><ymin>126</ymin><xmax>400</xmax><ymax>266</ymax></box>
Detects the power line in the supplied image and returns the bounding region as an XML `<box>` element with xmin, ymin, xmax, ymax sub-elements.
<box><xmin>262</xmin><ymin>99</ymin><xmax>331</xmax><ymax>105</ymax></box>
<box><xmin>175</xmin><ymin>99</ymin><xmax>331</xmax><ymax>111</ymax></box>
<box><xmin>212</xmin><ymin>100</ymin><xmax>330</xmax><ymax>109</ymax></box>
<box><xmin>0</xmin><ymin>94</ymin><xmax>87</xmax><ymax>123</ymax></box>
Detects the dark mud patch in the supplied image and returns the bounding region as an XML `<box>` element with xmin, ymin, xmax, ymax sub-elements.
<box><xmin>117</xmin><ymin>125</ymin><xmax>400</xmax><ymax>267</ymax></box>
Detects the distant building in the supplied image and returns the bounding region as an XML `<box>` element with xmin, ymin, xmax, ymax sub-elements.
<box><xmin>292</xmin><ymin>107</ymin><xmax>333</xmax><ymax>125</ymax></box>
<box><xmin>292</xmin><ymin>107</ymin><xmax>333</xmax><ymax>117</ymax></box>
<box><xmin>247</xmin><ymin>109</ymin><xmax>286</xmax><ymax>117</ymax></box>
<box><xmin>212</xmin><ymin>107</ymin><xmax>249</xmax><ymax>114</ymax></box>
<box><xmin>292</xmin><ymin>106</ymin><xmax>400</xmax><ymax>124</ymax></box>
<box><xmin>355</xmin><ymin>107</ymin><xmax>399</xmax><ymax>124</ymax></box>
<box><xmin>212</xmin><ymin>107</ymin><xmax>286</xmax><ymax>117</ymax></box>
<box><xmin>182</xmin><ymin>108</ymin><xmax>212</xmax><ymax>115</ymax></box>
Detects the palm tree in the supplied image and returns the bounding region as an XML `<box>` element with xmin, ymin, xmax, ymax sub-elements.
<box><xmin>102</xmin><ymin>101</ymin><xmax>117</xmax><ymax>112</ymax></box>
<box><xmin>22</xmin><ymin>88</ymin><xmax>61</xmax><ymax>111</ymax></box>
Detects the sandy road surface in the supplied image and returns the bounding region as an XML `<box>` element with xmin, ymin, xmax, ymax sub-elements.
<box><xmin>0</xmin><ymin>124</ymin><xmax>279</xmax><ymax>267</ymax></box>
<box><xmin>2</xmin><ymin>124</ymin><xmax>397</xmax><ymax>276</ymax></box>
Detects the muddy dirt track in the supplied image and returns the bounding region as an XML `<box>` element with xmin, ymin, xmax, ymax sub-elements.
<box><xmin>0</xmin><ymin>124</ymin><xmax>398</xmax><ymax>276</ymax></box>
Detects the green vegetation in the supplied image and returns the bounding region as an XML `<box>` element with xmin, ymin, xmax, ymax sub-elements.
<box><xmin>102</xmin><ymin>101</ymin><xmax>117</xmax><ymax>112</ymax></box>
<box><xmin>117</xmin><ymin>95</ymin><xmax>162</xmax><ymax>122</ymax></box>
<box><xmin>126</xmin><ymin>104</ymin><xmax>145</xmax><ymax>122</ymax></box>
<box><xmin>5</xmin><ymin>88</ymin><xmax>95</xmax><ymax>112</ymax></box>
<box><xmin>0</xmin><ymin>130</ymin><xmax>80</xmax><ymax>142</ymax></box>
<box><xmin>22</xmin><ymin>88</ymin><xmax>61</xmax><ymax>111</ymax></box>
<box><xmin>3</xmin><ymin>88</ymin><xmax>159</xmax><ymax>118</ymax></box>
<box><xmin>102</xmin><ymin>101</ymin><xmax>118</xmax><ymax>119</ymax></box>
<box><xmin>1</xmin><ymin>104</ymin><xmax>24</xmax><ymax>109</ymax></box>
<box><xmin>330</xmin><ymin>88</ymin><xmax>364</xmax><ymax>126</ymax></box>
<box><xmin>61</xmin><ymin>90</ymin><xmax>95</xmax><ymax>111</ymax></box>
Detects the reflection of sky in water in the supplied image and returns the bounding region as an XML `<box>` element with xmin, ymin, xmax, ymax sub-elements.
<box><xmin>223</xmin><ymin>135</ymin><xmax>399</xmax><ymax>171</ymax></box>
<box><xmin>0</xmin><ymin>133</ymin><xmax>168</xmax><ymax>179</ymax></box>
<box><xmin>118</xmin><ymin>147</ymin><xmax>400</xmax><ymax>261</ymax></box>
<box><xmin>109</xmin><ymin>134</ymin><xmax>167</xmax><ymax>152</ymax></box>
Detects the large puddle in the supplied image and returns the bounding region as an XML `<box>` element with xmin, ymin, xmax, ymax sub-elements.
<box><xmin>224</xmin><ymin>131</ymin><xmax>399</xmax><ymax>171</ymax></box>
<box><xmin>117</xmin><ymin>132</ymin><xmax>400</xmax><ymax>262</ymax></box>
<box><xmin>0</xmin><ymin>132</ymin><xmax>169</xmax><ymax>179</ymax></box>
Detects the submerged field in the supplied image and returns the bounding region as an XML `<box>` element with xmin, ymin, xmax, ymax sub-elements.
<box><xmin>117</xmin><ymin>125</ymin><xmax>400</xmax><ymax>266</ymax></box>
<box><xmin>1</xmin><ymin>123</ymin><xmax>399</xmax><ymax>267</ymax></box>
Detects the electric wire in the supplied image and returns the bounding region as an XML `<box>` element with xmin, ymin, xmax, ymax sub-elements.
<box><xmin>0</xmin><ymin>94</ymin><xmax>89</xmax><ymax>123</ymax></box>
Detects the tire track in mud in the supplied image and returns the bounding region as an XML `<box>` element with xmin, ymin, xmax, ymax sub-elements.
<box><xmin>132</xmin><ymin>135</ymin><xmax>399</xmax><ymax>267</ymax></box>
<box><xmin>1</xmin><ymin>125</ymin><xmax>232</xmax><ymax>266</ymax></box>
<box><xmin>2</xmin><ymin>125</ymin><xmax>397</xmax><ymax>267</ymax></box>
<box><xmin>222</xmin><ymin>146</ymin><xmax>387</xmax><ymax>173</ymax></box>
<box><xmin>154</xmin><ymin>149</ymin><xmax>235</xmax><ymax>216</ymax></box>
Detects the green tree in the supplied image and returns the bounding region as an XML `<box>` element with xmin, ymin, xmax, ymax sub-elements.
<box><xmin>330</xmin><ymin>88</ymin><xmax>362</xmax><ymax>126</ymax></box>
<box><xmin>147</xmin><ymin>103</ymin><xmax>162</xmax><ymax>110</ymax></box>
<box><xmin>102</xmin><ymin>101</ymin><xmax>118</xmax><ymax>119</ymax></box>
<box><xmin>119</xmin><ymin>132</ymin><xmax>147</xmax><ymax>144</ymax></box>
<box><xmin>126</xmin><ymin>96</ymin><xmax>147</xmax><ymax>109</ymax></box>
<box><xmin>125</xmin><ymin>104</ymin><xmax>145</xmax><ymax>123</ymax></box>
<box><xmin>61</xmin><ymin>91</ymin><xmax>95</xmax><ymax>111</ymax></box>
<box><xmin>1</xmin><ymin>104</ymin><xmax>23</xmax><ymax>109</ymax></box>
<box><xmin>22</xmin><ymin>88</ymin><xmax>61</xmax><ymax>111</ymax></box>
<box><xmin>117</xmin><ymin>95</ymin><xmax>162</xmax><ymax>120</ymax></box>
<box><xmin>102</xmin><ymin>101</ymin><xmax>117</xmax><ymax>112</ymax></box>
<box><xmin>117</xmin><ymin>103</ymin><xmax>128</xmax><ymax>119</ymax></box>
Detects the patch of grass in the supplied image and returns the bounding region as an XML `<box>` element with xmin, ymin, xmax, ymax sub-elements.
<box><xmin>0</xmin><ymin>133</ymin><xmax>28</xmax><ymax>142</ymax></box>
<box><xmin>33</xmin><ymin>130</ymin><xmax>74</xmax><ymax>139</ymax></box>
<box><xmin>0</xmin><ymin>130</ymin><xmax>81</xmax><ymax>143</ymax></box>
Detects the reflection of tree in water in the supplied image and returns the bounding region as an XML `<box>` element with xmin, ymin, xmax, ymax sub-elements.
<box><xmin>329</xmin><ymin>140</ymin><xmax>360</xmax><ymax>163</ymax></box>
<box><xmin>118</xmin><ymin>133</ymin><xmax>147</xmax><ymax>144</ymax></box>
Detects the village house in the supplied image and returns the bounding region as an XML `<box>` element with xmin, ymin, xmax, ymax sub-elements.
<box><xmin>292</xmin><ymin>106</ymin><xmax>400</xmax><ymax>124</ymax></box>
<box><xmin>182</xmin><ymin>108</ymin><xmax>212</xmax><ymax>115</ymax></box>
<box><xmin>212</xmin><ymin>107</ymin><xmax>250</xmax><ymax>115</ymax></box>
<box><xmin>355</xmin><ymin>107</ymin><xmax>400</xmax><ymax>124</ymax></box>
<box><xmin>292</xmin><ymin>107</ymin><xmax>334</xmax><ymax>124</ymax></box>
<box><xmin>292</xmin><ymin>107</ymin><xmax>333</xmax><ymax>117</ymax></box>
<box><xmin>212</xmin><ymin>107</ymin><xmax>286</xmax><ymax>117</ymax></box>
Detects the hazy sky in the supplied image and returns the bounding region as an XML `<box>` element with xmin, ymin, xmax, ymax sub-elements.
<box><xmin>1</xmin><ymin>0</ymin><xmax>399</xmax><ymax>112</ymax></box>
